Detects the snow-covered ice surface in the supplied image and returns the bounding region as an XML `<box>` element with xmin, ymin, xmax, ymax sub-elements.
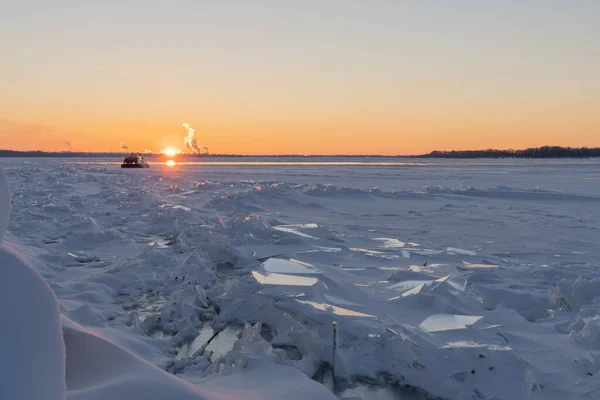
<box><xmin>1</xmin><ymin>157</ymin><xmax>600</xmax><ymax>400</ymax></box>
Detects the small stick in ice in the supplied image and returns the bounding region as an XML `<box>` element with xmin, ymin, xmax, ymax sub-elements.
<box><xmin>332</xmin><ymin>321</ymin><xmax>338</xmax><ymax>385</ymax></box>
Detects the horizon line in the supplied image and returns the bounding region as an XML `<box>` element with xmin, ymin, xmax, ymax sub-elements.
<box><xmin>2</xmin><ymin>145</ymin><xmax>600</xmax><ymax>158</ymax></box>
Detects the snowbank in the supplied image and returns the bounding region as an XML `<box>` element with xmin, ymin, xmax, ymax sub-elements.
<box><xmin>0</xmin><ymin>164</ymin><xmax>337</xmax><ymax>400</ymax></box>
<box><xmin>0</xmin><ymin>167</ymin><xmax>66</xmax><ymax>400</ymax></box>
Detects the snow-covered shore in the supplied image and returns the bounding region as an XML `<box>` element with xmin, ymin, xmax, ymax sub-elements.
<box><xmin>1</xmin><ymin>158</ymin><xmax>599</xmax><ymax>399</ymax></box>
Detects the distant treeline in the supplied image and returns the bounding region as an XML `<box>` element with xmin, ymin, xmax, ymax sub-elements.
<box><xmin>0</xmin><ymin>150</ymin><xmax>119</xmax><ymax>157</ymax></box>
<box><xmin>1</xmin><ymin>146</ymin><xmax>599</xmax><ymax>158</ymax></box>
<box><xmin>0</xmin><ymin>150</ymin><xmax>204</xmax><ymax>158</ymax></box>
<box><xmin>421</xmin><ymin>146</ymin><xmax>600</xmax><ymax>159</ymax></box>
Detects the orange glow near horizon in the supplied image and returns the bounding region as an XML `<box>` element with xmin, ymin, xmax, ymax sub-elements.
<box><xmin>0</xmin><ymin>116</ymin><xmax>599</xmax><ymax>155</ymax></box>
<box><xmin>1</xmin><ymin>3</ymin><xmax>599</xmax><ymax>155</ymax></box>
<box><xmin>161</xmin><ymin>147</ymin><xmax>181</xmax><ymax>157</ymax></box>
<box><xmin>165</xmin><ymin>160</ymin><xmax>176</xmax><ymax>167</ymax></box>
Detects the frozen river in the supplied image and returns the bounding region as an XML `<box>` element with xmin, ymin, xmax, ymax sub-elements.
<box><xmin>1</xmin><ymin>157</ymin><xmax>599</xmax><ymax>399</ymax></box>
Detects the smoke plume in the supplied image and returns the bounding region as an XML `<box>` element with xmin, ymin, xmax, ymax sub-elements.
<box><xmin>182</xmin><ymin>123</ymin><xmax>202</xmax><ymax>154</ymax></box>
<box><xmin>120</xmin><ymin>142</ymin><xmax>129</xmax><ymax>151</ymax></box>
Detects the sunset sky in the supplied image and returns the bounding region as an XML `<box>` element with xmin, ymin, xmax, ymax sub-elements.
<box><xmin>1</xmin><ymin>1</ymin><xmax>599</xmax><ymax>155</ymax></box>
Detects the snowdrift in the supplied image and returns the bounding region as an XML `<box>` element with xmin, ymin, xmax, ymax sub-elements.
<box><xmin>0</xmin><ymin>166</ymin><xmax>336</xmax><ymax>400</ymax></box>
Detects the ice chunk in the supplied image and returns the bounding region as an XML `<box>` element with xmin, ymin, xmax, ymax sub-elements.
<box><xmin>194</xmin><ymin>285</ymin><xmax>209</xmax><ymax>309</ymax></box>
<box><xmin>461</xmin><ymin>261</ymin><xmax>498</xmax><ymax>269</ymax></box>
<box><xmin>205</xmin><ymin>325</ymin><xmax>244</xmax><ymax>362</ymax></box>
<box><xmin>569</xmin><ymin>317</ymin><xmax>600</xmax><ymax>349</ymax></box>
<box><xmin>571</xmin><ymin>276</ymin><xmax>600</xmax><ymax>308</ymax></box>
<box><xmin>387</xmin><ymin>282</ymin><xmax>426</xmax><ymax>301</ymax></box>
<box><xmin>350</xmin><ymin>247</ymin><xmax>387</xmax><ymax>255</ymax></box>
<box><xmin>296</xmin><ymin>246</ymin><xmax>342</xmax><ymax>254</ymax></box>
<box><xmin>263</xmin><ymin>258</ymin><xmax>321</xmax><ymax>274</ymax></box>
<box><xmin>388</xmin><ymin>270</ymin><xmax>437</xmax><ymax>282</ymax></box>
<box><xmin>180</xmin><ymin>325</ymin><xmax>215</xmax><ymax>359</ymax></box>
<box><xmin>296</xmin><ymin>300</ymin><xmax>376</xmax><ymax>318</ymax></box>
<box><xmin>252</xmin><ymin>271</ymin><xmax>318</xmax><ymax>286</ymax></box>
<box><xmin>373</xmin><ymin>238</ymin><xmax>406</xmax><ymax>248</ymax></box>
<box><xmin>447</xmin><ymin>247</ymin><xmax>477</xmax><ymax>256</ymax></box>
<box><xmin>238</xmin><ymin>322</ymin><xmax>275</xmax><ymax>359</ymax></box>
<box><xmin>419</xmin><ymin>314</ymin><xmax>483</xmax><ymax>332</ymax></box>
<box><xmin>443</xmin><ymin>341</ymin><xmax>512</xmax><ymax>351</ymax></box>
<box><xmin>323</xmin><ymin>293</ymin><xmax>362</xmax><ymax>307</ymax></box>
<box><xmin>402</xmin><ymin>283</ymin><xmax>426</xmax><ymax>297</ymax></box>
<box><xmin>273</xmin><ymin>224</ymin><xmax>318</xmax><ymax>239</ymax></box>
<box><xmin>387</xmin><ymin>280</ymin><xmax>432</xmax><ymax>291</ymax></box>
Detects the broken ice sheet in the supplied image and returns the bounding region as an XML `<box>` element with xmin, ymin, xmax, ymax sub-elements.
<box><xmin>461</xmin><ymin>261</ymin><xmax>499</xmax><ymax>269</ymax></box>
<box><xmin>252</xmin><ymin>271</ymin><xmax>318</xmax><ymax>286</ymax></box>
<box><xmin>178</xmin><ymin>325</ymin><xmax>215</xmax><ymax>359</ymax></box>
<box><xmin>387</xmin><ymin>280</ymin><xmax>432</xmax><ymax>291</ymax></box>
<box><xmin>442</xmin><ymin>341</ymin><xmax>512</xmax><ymax>351</ymax></box>
<box><xmin>447</xmin><ymin>247</ymin><xmax>477</xmax><ymax>256</ymax></box>
<box><xmin>296</xmin><ymin>300</ymin><xmax>375</xmax><ymax>318</ymax></box>
<box><xmin>323</xmin><ymin>293</ymin><xmax>362</xmax><ymax>307</ymax></box>
<box><xmin>273</xmin><ymin>223</ymin><xmax>319</xmax><ymax>239</ymax></box>
<box><xmin>295</xmin><ymin>246</ymin><xmax>342</xmax><ymax>254</ymax></box>
<box><xmin>350</xmin><ymin>247</ymin><xmax>388</xmax><ymax>255</ymax></box>
<box><xmin>419</xmin><ymin>314</ymin><xmax>483</xmax><ymax>333</ymax></box>
<box><xmin>262</xmin><ymin>258</ymin><xmax>321</xmax><ymax>274</ymax></box>
<box><xmin>205</xmin><ymin>325</ymin><xmax>244</xmax><ymax>362</ymax></box>
<box><xmin>388</xmin><ymin>283</ymin><xmax>427</xmax><ymax>301</ymax></box>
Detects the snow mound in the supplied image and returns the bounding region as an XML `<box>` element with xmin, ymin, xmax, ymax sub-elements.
<box><xmin>0</xmin><ymin>166</ymin><xmax>66</xmax><ymax>400</ymax></box>
<box><xmin>63</xmin><ymin>317</ymin><xmax>215</xmax><ymax>400</ymax></box>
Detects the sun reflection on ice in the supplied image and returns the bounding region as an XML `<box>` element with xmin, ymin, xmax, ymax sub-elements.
<box><xmin>166</xmin><ymin>160</ymin><xmax>176</xmax><ymax>167</ymax></box>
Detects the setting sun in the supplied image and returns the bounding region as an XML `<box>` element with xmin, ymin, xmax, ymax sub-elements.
<box><xmin>161</xmin><ymin>147</ymin><xmax>180</xmax><ymax>157</ymax></box>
